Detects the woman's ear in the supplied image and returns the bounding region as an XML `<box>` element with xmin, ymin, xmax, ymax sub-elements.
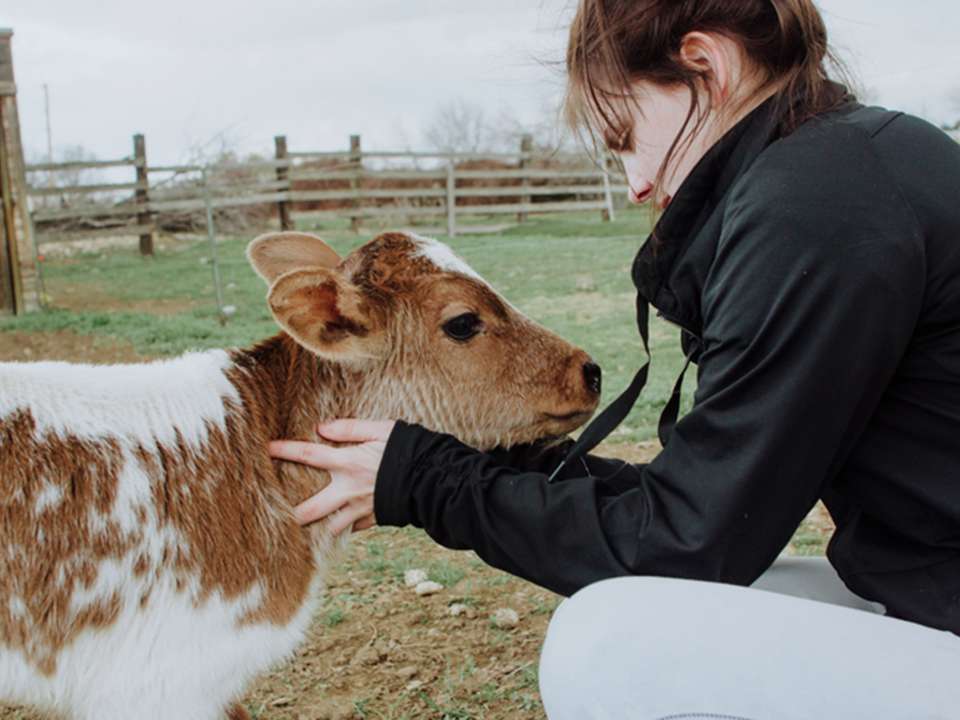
<box><xmin>678</xmin><ymin>31</ymin><xmax>732</xmax><ymax>105</ymax></box>
<box><xmin>267</xmin><ymin>267</ymin><xmax>386</xmax><ymax>363</ymax></box>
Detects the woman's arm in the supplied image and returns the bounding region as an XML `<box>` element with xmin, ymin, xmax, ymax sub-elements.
<box><xmin>484</xmin><ymin>439</ymin><xmax>639</xmax><ymax>482</ymax></box>
<box><xmin>272</xmin><ymin>424</ymin><xmax>642</xmax><ymax>539</ymax></box>
<box><xmin>371</xmin><ymin>169</ymin><xmax>925</xmax><ymax>597</ymax></box>
<box><xmin>375</xmin><ymin>422</ymin><xmax>648</xmax><ymax>595</ymax></box>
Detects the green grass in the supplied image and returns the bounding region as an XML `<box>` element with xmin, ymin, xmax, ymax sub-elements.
<box><xmin>320</xmin><ymin>606</ymin><xmax>346</xmax><ymax>628</ymax></box>
<box><xmin>356</xmin><ymin>536</ymin><xmax>422</xmax><ymax>584</ymax></box>
<box><xmin>790</xmin><ymin>527</ymin><xmax>829</xmax><ymax>557</ymax></box>
<box><xmin>427</xmin><ymin>560</ymin><xmax>467</xmax><ymax>589</ymax></box>
<box><xmin>1</xmin><ymin>209</ymin><xmax>692</xmax><ymax>441</ymax></box>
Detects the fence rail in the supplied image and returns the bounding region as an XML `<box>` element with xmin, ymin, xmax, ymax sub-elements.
<box><xmin>26</xmin><ymin>157</ymin><xmax>139</xmax><ymax>172</ymax></box>
<box><xmin>27</xmin><ymin>180</ymin><xmax>146</xmax><ymax>196</ymax></box>
<box><xmin>25</xmin><ymin>132</ymin><xmax>631</xmax><ymax>252</ymax></box>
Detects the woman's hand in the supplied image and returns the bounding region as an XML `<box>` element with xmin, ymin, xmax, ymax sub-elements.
<box><xmin>269</xmin><ymin>419</ymin><xmax>395</xmax><ymax>535</ymax></box>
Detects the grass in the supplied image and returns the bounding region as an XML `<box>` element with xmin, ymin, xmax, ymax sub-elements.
<box><xmin>357</xmin><ymin>537</ymin><xmax>423</xmax><ymax>584</ymax></box>
<box><xmin>1</xmin><ymin>209</ymin><xmax>691</xmax><ymax>442</ymax></box>
<box><xmin>790</xmin><ymin>526</ymin><xmax>829</xmax><ymax>557</ymax></box>
<box><xmin>427</xmin><ymin>561</ymin><xmax>467</xmax><ymax>589</ymax></box>
<box><xmin>321</xmin><ymin>606</ymin><xmax>346</xmax><ymax>628</ymax></box>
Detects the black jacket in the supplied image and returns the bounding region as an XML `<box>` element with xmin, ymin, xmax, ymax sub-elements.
<box><xmin>375</xmin><ymin>98</ymin><xmax>960</xmax><ymax>636</ymax></box>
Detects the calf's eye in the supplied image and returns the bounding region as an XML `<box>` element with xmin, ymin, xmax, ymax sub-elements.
<box><xmin>442</xmin><ymin>313</ymin><xmax>483</xmax><ymax>342</ymax></box>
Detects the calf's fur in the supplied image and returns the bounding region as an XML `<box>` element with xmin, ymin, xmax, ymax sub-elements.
<box><xmin>0</xmin><ymin>231</ymin><xmax>598</xmax><ymax>719</ymax></box>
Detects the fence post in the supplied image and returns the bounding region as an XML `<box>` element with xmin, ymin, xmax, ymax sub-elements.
<box><xmin>601</xmin><ymin>153</ymin><xmax>615</xmax><ymax>222</ymax></box>
<box><xmin>446</xmin><ymin>161</ymin><xmax>456</xmax><ymax>238</ymax></box>
<box><xmin>133</xmin><ymin>133</ymin><xmax>153</xmax><ymax>256</ymax></box>
<box><xmin>349</xmin><ymin>134</ymin><xmax>361</xmax><ymax>232</ymax></box>
<box><xmin>517</xmin><ymin>133</ymin><xmax>533</xmax><ymax>223</ymax></box>
<box><xmin>274</xmin><ymin>135</ymin><xmax>292</xmax><ymax>230</ymax></box>
<box><xmin>0</xmin><ymin>127</ymin><xmax>16</xmax><ymax>315</ymax></box>
<box><xmin>0</xmin><ymin>29</ymin><xmax>14</xmax><ymax>315</ymax></box>
<box><xmin>0</xmin><ymin>28</ymin><xmax>39</xmax><ymax>313</ymax></box>
<box><xmin>201</xmin><ymin>167</ymin><xmax>229</xmax><ymax>325</ymax></box>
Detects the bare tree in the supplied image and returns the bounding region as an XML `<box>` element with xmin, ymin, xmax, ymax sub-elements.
<box><xmin>177</xmin><ymin>128</ymin><xmax>249</xmax><ymax>168</ymax></box>
<box><xmin>155</xmin><ymin>128</ymin><xmax>274</xmax><ymax>233</ymax></box>
<box><xmin>490</xmin><ymin>99</ymin><xmax>579</xmax><ymax>155</ymax></box>
<box><xmin>424</xmin><ymin>96</ymin><xmax>579</xmax><ymax>157</ymax></box>
<box><xmin>423</xmin><ymin>100</ymin><xmax>494</xmax><ymax>154</ymax></box>
<box><xmin>25</xmin><ymin>144</ymin><xmax>99</xmax><ymax>209</ymax></box>
<box><xmin>58</xmin><ymin>145</ymin><xmax>99</xmax><ymax>189</ymax></box>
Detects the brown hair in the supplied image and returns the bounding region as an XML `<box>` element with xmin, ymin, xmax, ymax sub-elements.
<box><xmin>565</xmin><ymin>0</ymin><xmax>853</xmax><ymax>192</ymax></box>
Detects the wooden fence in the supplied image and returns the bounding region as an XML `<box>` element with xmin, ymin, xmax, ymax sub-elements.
<box><xmin>25</xmin><ymin>134</ymin><xmax>630</xmax><ymax>254</ymax></box>
<box><xmin>1</xmin><ymin>28</ymin><xmax>40</xmax><ymax>314</ymax></box>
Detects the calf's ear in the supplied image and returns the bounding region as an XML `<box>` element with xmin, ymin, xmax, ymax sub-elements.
<box><xmin>267</xmin><ymin>267</ymin><xmax>386</xmax><ymax>362</ymax></box>
<box><xmin>247</xmin><ymin>232</ymin><xmax>342</xmax><ymax>284</ymax></box>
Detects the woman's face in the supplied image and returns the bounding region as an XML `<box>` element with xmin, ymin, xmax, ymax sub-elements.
<box><xmin>614</xmin><ymin>81</ymin><xmax>721</xmax><ymax>210</ymax></box>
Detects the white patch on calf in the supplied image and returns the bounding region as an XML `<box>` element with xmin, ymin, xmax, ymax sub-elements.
<box><xmin>68</xmin><ymin>557</ymin><xmax>125</xmax><ymax>615</ymax></box>
<box><xmin>0</xmin><ymin>351</ymin><xmax>240</xmax><ymax>448</ymax></box>
<box><xmin>112</xmin><ymin>446</ymin><xmax>159</xmax><ymax>534</ymax></box>
<box><xmin>8</xmin><ymin>596</ymin><xmax>27</xmax><ymax>620</ymax></box>
<box><xmin>231</xmin><ymin>582</ymin><xmax>267</xmax><ymax>620</ymax></box>
<box><xmin>86</xmin><ymin>507</ymin><xmax>111</xmax><ymax>536</ymax></box>
<box><xmin>0</xmin><ymin>572</ymin><xmax>327</xmax><ymax>720</ymax></box>
<box><xmin>33</xmin><ymin>480</ymin><xmax>64</xmax><ymax>514</ymax></box>
<box><xmin>407</xmin><ymin>233</ymin><xmax>483</xmax><ymax>281</ymax></box>
<box><xmin>406</xmin><ymin>232</ymin><xmax>521</xmax><ymax>314</ymax></box>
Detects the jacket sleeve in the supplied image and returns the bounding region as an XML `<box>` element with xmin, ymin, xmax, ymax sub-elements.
<box><xmin>374</xmin><ymin>173</ymin><xmax>925</xmax><ymax>597</ymax></box>
<box><xmin>485</xmin><ymin>439</ymin><xmax>639</xmax><ymax>482</ymax></box>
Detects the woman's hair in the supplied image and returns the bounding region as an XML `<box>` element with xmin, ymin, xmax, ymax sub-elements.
<box><xmin>565</xmin><ymin>0</ymin><xmax>852</xmax><ymax>186</ymax></box>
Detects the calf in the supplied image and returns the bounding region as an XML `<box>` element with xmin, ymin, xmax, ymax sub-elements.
<box><xmin>0</xmin><ymin>231</ymin><xmax>601</xmax><ymax>720</ymax></box>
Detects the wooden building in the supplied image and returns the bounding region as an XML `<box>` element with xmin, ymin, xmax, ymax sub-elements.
<box><xmin>0</xmin><ymin>28</ymin><xmax>40</xmax><ymax>314</ymax></box>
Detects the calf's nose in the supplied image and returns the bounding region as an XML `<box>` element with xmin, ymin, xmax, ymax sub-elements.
<box><xmin>582</xmin><ymin>361</ymin><xmax>602</xmax><ymax>395</ymax></box>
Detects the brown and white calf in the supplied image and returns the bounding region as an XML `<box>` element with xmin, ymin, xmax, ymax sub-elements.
<box><xmin>0</xmin><ymin>231</ymin><xmax>600</xmax><ymax>720</ymax></box>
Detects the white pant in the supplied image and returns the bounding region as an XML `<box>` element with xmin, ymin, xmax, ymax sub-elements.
<box><xmin>539</xmin><ymin>558</ymin><xmax>960</xmax><ymax>719</ymax></box>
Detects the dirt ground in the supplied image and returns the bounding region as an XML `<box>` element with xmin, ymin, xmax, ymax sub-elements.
<box><xmin>0</xmin><ymin>329</ymin><xmax>832</xmax><ymax>720</ymax></box>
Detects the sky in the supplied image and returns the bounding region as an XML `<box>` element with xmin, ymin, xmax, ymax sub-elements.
<box><xmin>4</xmin><ymin>1</ymin><xmax>960</xmax><ymax>166</ymax></box>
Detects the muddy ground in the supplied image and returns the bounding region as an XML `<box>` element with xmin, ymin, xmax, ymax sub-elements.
<box><xmin>0</xmin><ymin>330</ymin><xmax>833</xmax><ymax>720</ymax></box>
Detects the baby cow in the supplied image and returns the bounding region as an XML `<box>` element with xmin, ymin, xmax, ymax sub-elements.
<box><xmin>0</xmin><ymin>231</ymin><xmax>600</xmax><ymax>720</ymax></box>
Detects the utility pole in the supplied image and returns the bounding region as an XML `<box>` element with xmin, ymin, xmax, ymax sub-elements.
<box><xmin>43</xmin><ymin>83</ymin><xmax>53</xmax><ymax>192</ymax></box>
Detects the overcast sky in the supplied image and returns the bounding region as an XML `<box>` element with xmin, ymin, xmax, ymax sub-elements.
<box><xmin>4</xmin><ymin>1</ymin><xmax>960</xmax><ymax>165</ymax></box>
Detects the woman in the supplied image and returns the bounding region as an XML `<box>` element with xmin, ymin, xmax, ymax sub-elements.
<box><xmin>271</xmin><ymin>1</ymin><xmax>960</xmax><ymax>716</ymax></box>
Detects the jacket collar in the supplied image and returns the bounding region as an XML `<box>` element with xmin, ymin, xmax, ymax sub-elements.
<box><xmin>631</xmin><ymin>97</ymin><xmax>783</xmax><ymax>328</ymax></box>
